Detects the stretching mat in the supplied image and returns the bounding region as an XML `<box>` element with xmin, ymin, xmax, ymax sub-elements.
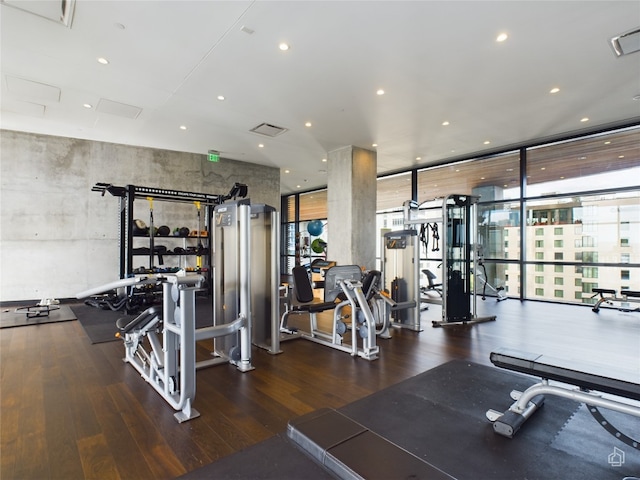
<box><xmin>179</xmin><ymin>360</ymin><xmax>640</xmax><ymax>480</ymax></box>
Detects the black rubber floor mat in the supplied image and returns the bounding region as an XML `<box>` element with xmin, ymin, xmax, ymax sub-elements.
<box><xmin>177</xmin><ymin>360</ymin><xmax>639</xmax><ymax>480</ymax></box>
<box><xmin>339</xmin><ymin>360</ymin><xmax>639</xmax><ymax>480</ymax></box>
<box><xmin>177</xmin><ymin>433</ymin><xmax>334</xmax><ymax>480</ymax></box>
<box><xmin>73</xmin><ymin>297</ymin><xmax>214</xmax><ymax>344</ymax></box>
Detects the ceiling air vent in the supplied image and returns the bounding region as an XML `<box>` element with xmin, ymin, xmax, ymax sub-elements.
<box><xmin>610</xmin><ymin>27</ymin><xmax>640</xmax><ymax>57</ymax></box>
<box><xmin>97</xmin><ymin>99</ymin><xmax>142</xmax><ymax>119</ymax></box>
<box><xmin>250</xmin><ymin>122</ymin><xmax>288</xmax><ymax>137</ymax></box>
<box><xmin>1</xmin><ymin>0</ymin><xmax>76</xmax><ymax>27</ymax></box>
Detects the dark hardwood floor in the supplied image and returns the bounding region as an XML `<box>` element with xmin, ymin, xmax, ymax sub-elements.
<box><xmin>1</xmin><ymin>299</ymin><xmax>639</xmax><ymax>479</ymax></box>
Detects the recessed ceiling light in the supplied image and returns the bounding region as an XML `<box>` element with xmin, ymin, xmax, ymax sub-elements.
<box><xmin>483</xmin><ymin>140</ymin><xmax>491</xmax><ymax>145</ymax></box>
<box><xmin>217</xmin><ymin>95</ymin><xmax>225</xmax><ymax>101</ymax></box>
<box><xmin>480</xmin><ymin>177</ymin><xmax>486</xmax><ymax>180</ymax></box>
<box><xmin>296</xmin><ymin>184</ymin><xmax>301</xmax><ymax>188</ymax></box>
<box><xmin>604</xmin><ymin>141</ymin><xmax>611</xmax><ymax>145</ymax></box>
<box><xmin>97</xmin><ymin>57</ymin><xmax>109</xmax><ymax>65</ymax></box>
<box><xmin>541</xmin><ymin>167</ymin><xmax>546</xmax><ymax>171</ymax></box>
<box><xmin>442</xmin><ymin>121</ymin><xmax>450</xmax><ymax>126</ymax></box>
<box><xmin>550</xmin><ymin>87</ymin><xmax>560</xmax><ymax>94</ymax></box>
<box><xmin>83</xmin><ymin>103</ymin><xmax>92</xmax><ymax>109</ymax></box>
<box><xmin>496</xmin><ymin>33</ymin><xmax>508</xmax><ymax>42</ymax></box>
<box><xmin>279</xmin><ymin>42</ymin><xmax>290</xmax><ymax>51</ymax></box>
<box><xmin>322</xmin><ymin>158</ymin><xmax>327</xmax><ymax>162</ymax></box>
<box><xmin>372</xmin><ymin>143</ymin><xmax>378</xmax><ymax>147</ymax></box>
<box><xmin>416</xmin><ymin>157</ymin><xmax>421</xmax><ymax>161</ymax></box>
<box><xmin>580</xmin><ymin>117</ymin><xmax>589</xmax><ymax>123</ymax></box>
<box><xmin>258</xmin><ymin>143</ymin><xmax>264</xmax><ymax>148</ymax></box>
<box><xmin>305</xmin><ymin>122</ymin><xmax>312</xmax><ymax>127</ymax></box>
<box><xmin>376</xmin><ymin>89</ymin><xmax>385</xmax><ymax>96</ymax></box>
<box><xmin>619</xmin><ymin>155</ymin><xmax>625</xmax><ymax>159</ymax></box>
<box><xmin>179</xmin><ymin>125</ymin><xmax>187</xmax><ymax>130</ymax></box>
<box><xmin>284</xmin><ymin>169</ymin><xmax>290</xmax><ymax>173</ymax></box>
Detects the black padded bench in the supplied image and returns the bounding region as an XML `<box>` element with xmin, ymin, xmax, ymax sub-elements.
<box><xmin>487</xmin><ymin>347</ymin><xmax>640</xmax><ymax>441</ymax></box>
<box><xmin>288</xmin><ymin>408</ymin><xmax>455</xmax><ymax>480</ymax></box>
<box><xmin>591</xmin><ymin>288</ymin><xmax>640</xmax><ymax>313</ymax></box>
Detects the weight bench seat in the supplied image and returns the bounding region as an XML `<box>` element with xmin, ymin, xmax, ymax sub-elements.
<box><xmin>288</xmin><ymin>408</ymin><xmax>454</xmax><ymax>480</ymax></box>
<box><xmin>290</xmin><ymin>266</ymin><xmax>341</xmax><ymax>314</ymax></box>
<box><xmin>592</xmin><ymin>287</ymin><xmax>616</xmax><ymax>295</ymax></box>
<box><xmin>488</xmin><ymin>347</ymin><xmax>640</xmax><ymax>439</ymax></box>
<box><xmin>490</xmin><ymin>348</ymin><xmax>640</xmax><ymax>401</ymax></box>
<box><xmin>621</xmin><ymin>289</ymin><xmax>640</xmax><ymax>298</ymax></box>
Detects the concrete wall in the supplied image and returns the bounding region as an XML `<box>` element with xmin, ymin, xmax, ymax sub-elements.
<box><xmin>0</xmin><ymin>130</ymin><xmax>280</xmax><ymax>301</ymax></box>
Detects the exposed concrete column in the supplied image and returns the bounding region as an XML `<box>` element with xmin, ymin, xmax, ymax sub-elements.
<box><xmin>327</xmin><ymin>146</ymin><xmax>377</xmax><ymax>269</ymax></box>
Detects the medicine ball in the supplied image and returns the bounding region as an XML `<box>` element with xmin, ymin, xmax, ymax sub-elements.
<box><xmin>179</xmin><ymin>227</ymin><xmax>190</xmax><ymax>237</ymax></box>
<box><xmin>133</xmin><ymin>219</ymin><xmax>149</xmax><ymax>235</ymax></box>
<box><xmin>157</xmin><ymin>225</ymin><xmax>170</xmax><ymax>236</ymax></box>
<box><xmin>307</xmin><ymin>220</ymin><xmax>324</xmax><ymax>236</ymax></box>
<box><xmin>311</xmin><ymin>238</ymin><xmax>327</xmax><ymax>254</ymax></box>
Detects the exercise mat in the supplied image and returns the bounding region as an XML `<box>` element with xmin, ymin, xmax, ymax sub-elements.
<box><xmin>179</xmin><ymin>360</ymin><xmax>639</xmax><ymax>480</ymax></box>
<box><xmin>339</xmin><ymin>360</ymin><xmax>639</xmax><ymax>479</ymax></box>
<box><xmin>0</xmin><ymin>304</ymin><xmax>76</xmax><ymax>329</ymax></box>
<box><xmin>177</xmin><ymin>433</ymin><xmax>333</xmax><ymax>480</ymax></box>
<box><xmin>72</xmin><ymin>297</ymin><xmax>214</xmax><ymax>344</ymax></box>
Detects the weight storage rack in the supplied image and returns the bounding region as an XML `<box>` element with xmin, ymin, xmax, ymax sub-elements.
<box><xmin>93</xmin><ymin>182</ymin><xmax>247</xmax><ymax>291</ymax></box>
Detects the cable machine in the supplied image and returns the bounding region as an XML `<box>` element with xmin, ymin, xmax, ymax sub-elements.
<box><xmin>212</xmin><ymin>201</ymin><xmax>281</xmax><ymax>356</ymax></box>
<box><xmin>403</xmin><ymin>194</ymin><xmax>496</xmax><ymax>327</ymax></box>
<box><xmin>248</xmin><ymin>204</ymin><xmax>282</xmax><ymax>354</ymax></box>
<box><xmin>382</xmin><ymin>229</ymin><xmax>421</xmax><ymax>331</ymax></box>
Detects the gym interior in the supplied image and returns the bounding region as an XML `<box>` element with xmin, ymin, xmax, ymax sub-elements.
<box><xmin>1</xmin><ymin>2</ymin><xmax>639</xmax><ymax>480</ymax></box>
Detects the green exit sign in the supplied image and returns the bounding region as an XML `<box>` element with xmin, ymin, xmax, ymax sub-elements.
<box><xmin>208</xmin><ymin>152</ymin><xmax>220</xmax><ymax>162</ymax></box>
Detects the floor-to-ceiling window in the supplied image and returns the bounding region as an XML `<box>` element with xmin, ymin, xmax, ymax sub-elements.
<box><xmin>415</xmin><ymin>151</ymin><xmax>522</xmax><ymax>293</ymax></box>
<box><xmin>282</xmin><ymin>125</ymin><xmax>639</xmax><ymax>308</ymax></box>
<box><xmin>520</xmin><ymin>127</ymin><xmax>639</xmax><ymax>304</ymax></box>
<box><xmin>281</xmin><ymin>189</ymin><xmax>327</xmax><ymax>273</ymax></box>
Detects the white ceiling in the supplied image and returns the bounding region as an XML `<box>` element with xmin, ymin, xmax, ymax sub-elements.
<box><xmin>1</xmin><ymin>1</ymin><xmax>639</xmax><ymax>195</ymax></box>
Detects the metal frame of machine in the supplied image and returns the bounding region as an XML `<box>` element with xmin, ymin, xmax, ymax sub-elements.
<box><xmin>77</xmin><ymin>199</ymin><xmax>282</xmax><ymax>422</ymax></box>
<box><xmin>386</xmin><ymin>194</ymin><xmax>496</xmax><ymax>328</ymax></box>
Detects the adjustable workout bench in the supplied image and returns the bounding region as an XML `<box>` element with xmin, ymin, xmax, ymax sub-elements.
<box><xmin>487</xmin><ymin>348</ymin><xmax>640</xmax><ymax>448</ymax></box>
<box><xmin>591</xmin><ymin>288</ymin><xmax>640</xmax><ymax>313</ymax></box>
